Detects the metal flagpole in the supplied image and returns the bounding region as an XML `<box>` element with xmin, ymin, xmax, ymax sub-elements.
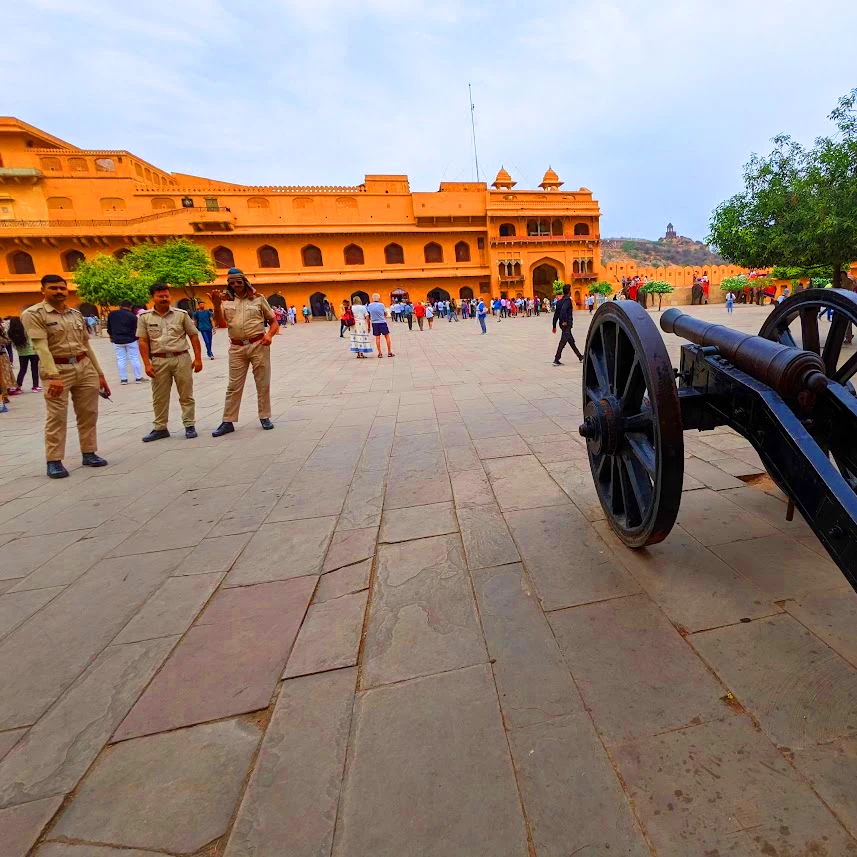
<box><xmin>468</xmin><ymin>83</ymin><xmax>480</xmax><ymax>182</ymax></box>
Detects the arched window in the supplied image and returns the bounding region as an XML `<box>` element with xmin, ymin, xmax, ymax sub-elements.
<box><xmin>144</xmin><ymin>168</ymin><xmax>153</xmax><ymax>182</ymax></box>
<box><xmin>344</xmin><ymin>244</ymin><xmax>364</xmax><ymax>265</ymax></box>
<box><xmin>574</xmin><ymin>222</ymin><xmax>590</xmax><ymax>235</ymax></box>
<box><xmin>454</xmin><ymin>241</ymin><xmax>471</xmax><ymax>262</ymax></box>
<box><xmin>135</xmin><ymin>164</ymin><xmax>144</xmax><ymax>177</ymax></box>
<box><xmin>293</xmin><ymin>197</ymin><xmax>314</xmax><ymax>210</ymax></box>
<box><xmin>8</xmin><ymin>251</ymin><xmax>35</xmax><ymax>275</ymax></box>
<box><xmin>100</xmin><ymin>198</ymin><xmax>126</xmax><ymax>212</ymax></box>
<box><xmin>114</xmin><ymin>248</ymin><xmax>131</xmax><ymax>261</ymax></box>
<box><xmin>68</xmin><ymin>158</ymin><xmax>88</xmax><ymax>173</ymax></box>
<box><xmin>212</xmin><ymin>246</ymin><xmax>235</xmax><ymax>269</ymax></box>
<box><xmin>336</xmin><ymin>197</ymin><xmax>357</xmax><ymax>210</ymax></box>
<box><xmin>459</xmin><ymin>286</ymin><xmax>474</xmax><ymax>300</ymax></box>
<box><xmin>40</xmin><ymin>157</ymin><xmax>61</xmax><ymax>172</ymax></box>
<box><xmin>424</xmin><ymin>242</ymin><xmax>443</xmax><ymax>263</ymax></box>
<box><xmin>248</xmin><ymin>197</ymin><xmax>270</xmax><ymax>209</ymax></box>
<box><xmin>95</xmin><ymin>158</ymin><xmax>115</xmax><ymax>172</ymax></box>
<box><xmin>499</xmin><ymin>223</ymin><xmax>516</xmax><ymax>237</ymax></box>
<box><xmin>302</xmin><ymin>245</ymin><xmax>323</xmax><ymax>267</ymax></box>
<box><xmin>62</xmin><ymin>250</ymin><xmax>85</xmax><ymax>272</ymax></box>
<box><xmin>257</xmin><ymin>245</ymin><xmax>280</xmax><ymax>268</ymax></box>
<box><xmin>551</xmin><ymin>219</ymin><xmax>563</xmax><ymax>236</ymax></box>
<box><xmin>151</xmin><ymin>197</ymin><xmax>176</xmax><ymax>210</ymax></box>
<box><xmin>384</xmin><ymin>243</ymin><xmax>404</xmax><ymax>264</ymax></box>
<box><xmin>47</xmin><ymin>197</ymin><xmax>73</xmax><ymax>212</ymax></box>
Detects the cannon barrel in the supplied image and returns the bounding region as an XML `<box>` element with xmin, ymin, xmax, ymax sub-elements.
<box><xmin>660</xmin><ymin>308</ymin><xmax>828</xmax><ymax>398</ymax></box>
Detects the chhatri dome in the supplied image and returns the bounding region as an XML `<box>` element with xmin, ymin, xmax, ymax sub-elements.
<box><xmin>539</xmin><ymin>167</ymin><xmax>563</xmax><ymax>191</ymax></box>
<box><xmin>492</xmin><ymin>167</ymin><xmax>516</xmax><ymax>190</ymax></box>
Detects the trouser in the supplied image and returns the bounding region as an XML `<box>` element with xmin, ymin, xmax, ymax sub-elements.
<box><xmin>479</xmin><ymin>315</ymin><xmax>487</xmax><ymax>333</ymax></box>
<box><xmin>406</xmin><ymin>314</ymin><xmax>413</xmax><ymax>330</ymax></box>
<box><xmin>223</xmin><ymin>341</ymin><xmax>271</xmax><ymax>422</ymax></box>
<box><xmin>151</xmin><ymin>352</ymin><xmax>195</xmax><ymax>430</ymax></box>
<box><xmin>727</xmin><ymin>303</ymin><xmax>733</xmax><ymax>313</ymax></box>
<box><xmin>417</xmin><ymin>317</ymin><xmax>424</xmax><ymax>330</ymax></box>
<box><xmin>340</xmin><ymin>320</ymin><xmax>348</xmax><ymax>337</ymax></box>
<box><xmin>44</xmin><ymin>359</ymin><xmax>99</xmax><ymax>461</ymax></box>
<box><xmin>554</xmin><ymin>328</ymin><xmax>583</xmax><ymax>362</ymax></box>
<box><xmin>17</xmin><ymin>355</ymin><xmax>39</xmax><ymax>388</ymax></box>
<box><xmin>113</xmin><ymin>341</ymin><xmax>142</xmax><ymax>381</ymax></box>
<box><xmin>200</xmin><ymin>329</ymin><xmax>214</xmax><ymax>357</ymax></box>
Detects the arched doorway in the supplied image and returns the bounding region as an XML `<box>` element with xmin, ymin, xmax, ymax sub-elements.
<box><xmin>351</xmin><ymin>290</ymin><xmax>370</xmax><ymax>307</ymax></box>
<box><xmin>268</xmin><ymin>293</ymin><xmax>287</xmax><ymax>309</ymax></box>
<box><xmin>177</xmin><ymin>298</ymin><xmax>193</xmax><ymax>313</ymax></box>
<box><xmin>459</xmin><ymin>286</ymin><xmax>474</xmax><ymax>300</ymax></box>
<box><xmin>427</xmin><ymin>287</ymin><xmax>451</xmax><ymax>303</ymax></box>
<box><xmin>390</xmin><ymin>288</ymin><xmax>410</xmax><ymax>303</ymax></box>
<box><xmin>309</xmin><ymin>291</ymin><xmax>327</xmax><ymax>317</ymax></box>
<box><xmin>573</xmin><ymin>290</ymin><xmax>582</xmax><ymax>307</ymax></box>
<box><xmin>532</xmin><ymin>262</ymin><xmax>560</xmax><ymax>295</ymax></box>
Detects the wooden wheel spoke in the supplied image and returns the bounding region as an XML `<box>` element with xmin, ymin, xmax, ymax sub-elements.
<box><xmin>799</xmin><ymin>308</ymin><xmax>821</xmax><ymax>354</ymax></box>
<box><xmin>588</xmin><ymin>345</ymin><xmax>610</xmax><ymax>397</ymax></box>
<box><xmin>623</xmin><ymin>410</ymin><xmax>653</xmax><ymax>432</ymax></box>
<box><xmin>620</xmin><ymin>358</ymin><xmax>646</xmax><ymax>415</ymax></box>
<box><xmin>777</xmin><ymin>324</ymin><xmax>799</xmax><ymax>349</ymax></box>
<box><xmin>625</xmin><ymin>432</ymin><xmax>657</xmax><ymax>478</ymax></box>
<box><xmin>834</xmin><ymin>351</ymin><xmax>857</xmax><ymax>385</ymax></box>
<box><xmin>822</xmin><ymin>314</ymin><xmax>849</xmax><ymax>376</ymax></box>
<box><xmin>622</xmin><ymin>450</ymin><xmax>653</xmax><ymax>523</ymax></box>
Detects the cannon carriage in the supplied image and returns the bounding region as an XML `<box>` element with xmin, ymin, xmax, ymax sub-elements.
<box><xmin>578</xmin><ymin>289</ymin><xmax>857</xmax><ymax>589</ymax></box>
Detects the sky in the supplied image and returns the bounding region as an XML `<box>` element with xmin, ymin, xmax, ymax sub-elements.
<box><xmin>3</xmin><ymin>0</ymin><xmax>856</xmax><ymax>240</ymax></box>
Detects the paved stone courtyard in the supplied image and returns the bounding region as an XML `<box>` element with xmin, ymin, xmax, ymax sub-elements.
<box><xmin>1</xmin><ymin>303</ymin><xmax>857</xmax><ymax>857</ymax></box>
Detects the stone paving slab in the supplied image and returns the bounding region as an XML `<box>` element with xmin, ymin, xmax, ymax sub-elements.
<box><xmin>508</xmin><ymin>713</ymin><xmax>650</xmax><ymax>856</ymax></box>
<box><xmin>171</xmin><ymin>531</ymin><xmax>253</xmax><ymax>576</ymax></box>
<box><xmin>0</xmin><ymin>729</ymin><xmax>26</xmax><ymax>763</ymax></box>
<box><xmin>0</xmin><ymin>587</ymin><xmax>65</xmax><ymax>641</ymax></box>
<box><xmin>506</xmin><ymin>503</ymin><xmax>639</xmax><ymax>611</ymax></box>
<box><xmin>550</xmin><ymin>594</ymin><xmax>730</xmax><ymax>746</ymax></box>
<box><xmin>613</xmin><ymin>715</ymin><xmax>857</xmax><ymax>856</ymax></box>
<box><xmin>37</xmin><ymin>844</ymin><xmax>172</xmax><ymax>857</ymax></box>
<box><xmin>692</xmin><ymin>613</ymin><xmax>857</xmax><ymax>749</ymax></box>
<box><xmin>114</xmin><ymin>577</ymin><xmax>314</xmax><ymax>741</ymax></box>
<box><xmin>314</xmin><ymin>559</ymin><xmax>371</xmax><ymax>603</ymax></box>
<box><xmin>379</xmin><ymin>502</ymin><xmax>457</xmax><ymax>544</ymax></box>
<box><xmin>471</xmin><ymin>563</ymin><xmax>582</xmax><ymax>728</ymax></box>
<box><xmin>784</xmin><ymin>587</ymin><xmax>857</xmax><ymax>666</ymax></box>
<box><xmin>1</xmin><ymin>531</ymin><xmax>88</xmax><ymax>580</ymax></box>
<box><xmin>52</xmin><ymin>719</ymin><xmax>261</xmax><ymax>854</ymax></box>
<box><xmin>0</xmin><ymin>548</ymin><xmax>188</xmax><ymax>730</ymax></box>
<box><xmin>0</xmin><ymin>636</ymin><xmax>177</xmax><ymax>808</ymax></box>
<box><xmin>457</xmin><ymin>503</ymin><xmax>520</xmax><ymax>570</ymax></box>
<box><xmin>1</xmin><ymin>795</ymin><xmax>64</xmax><ymax>857</ymax></box>
<box><xmin>676</xmin><ymin>487</ymin><xmax>778</xmax><ymax>546</ymax></box>
<box><xmin>483</xmin><ymin>455</ymin><xmax>568</xmax><ymax>511</ymax></box>
<box><xmin>362</xmin><ymin>534</ymin><xmax>486</xmax><ymax>688</ymax></box>
<box><xmin>225</xmin><ymin>669</ymin><xmax>357</xmax><ymax>857</ymax></box>
<box><xmin>225</xmin><ymin>517</ymin><xmax>335</xmax><ymax>586</ymax></box>
<box><xmin>324</xmin><ymin>525</ymin><xmax>379</xmax><ymax>569</ymax></box>
<box><xmin>283</xmin><ymin>591</ymin><xmax>368</xmax><ymax>678</ymax></box>
<box><xmin>334</xmin><ymin>664</ymin><xmax>528</xmax><ymax>857</ymax></box>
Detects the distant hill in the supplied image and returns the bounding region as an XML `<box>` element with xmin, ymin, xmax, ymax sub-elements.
<box><xmin>602</xmin><ymin>235</ymin><xmax>728</xmax><ymax>268</ymax></box>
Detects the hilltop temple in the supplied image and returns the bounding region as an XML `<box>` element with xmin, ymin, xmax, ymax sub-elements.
<box><xmin>0</xmin><ymin>119</ymin><xmax>604</xmax><ymax>315</ymax></box>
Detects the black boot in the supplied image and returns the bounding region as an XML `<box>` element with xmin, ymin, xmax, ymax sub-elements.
<box><xmin>81</xmin><ymin>452</ymin><xmax>108</xmax><ymax>467</ymax></box>
<box><xmin>212</xmin><ymin>421</ymin><xmax>235</xmax><ymax>437</ymax></box>
<box><xmin>260</xmin><ymin>418</ymin><xmax>274</xmax><ymax>430</ymax></box>
<box><xmin>185</xmin><ymin>426</ymin><xmax>198</xmax><ymax>439</ymax></box>
<box><xmin>47</xmin><ymin>460</ymin><xmax>69</xmax><ymax>479</ymax></box>
<box><xmin>142</xmin><ymin>429</ymin><xmax>170</xmax><ymax>443</ymax></box>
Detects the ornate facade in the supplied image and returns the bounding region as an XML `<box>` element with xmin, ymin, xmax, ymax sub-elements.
<box><xmin>0</xmin><ymin>118</ymin><xmax>601</xmax><ymax>315</ymax></box>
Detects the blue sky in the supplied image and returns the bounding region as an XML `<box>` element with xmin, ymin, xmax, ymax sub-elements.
<box><xmin>4</xmin><ymin>0</ymin><xmax>856</xmax><ymax>240</ymax></box>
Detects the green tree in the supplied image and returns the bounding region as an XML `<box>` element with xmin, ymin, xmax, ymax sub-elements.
<box><xmin>73</xmin><ymin>254</ymin><xmax>150</xmax><ymax>313</ymax></box>
<box><xmin>588</xmin><ymin>281</ymin><xmax>614</xmax><ymax>297</ymax></box>
<box><xmin>720</xmin><ymin>274</ymin><xmax>749</xmax><ymax>292</ymax></box>
<box><xmin>708</xmin><ymin>89</ymin><xmax>857</xmax><ymax>288</ymax></box>
<box><xmin>639</xmin><ymin>280</ymin><xmax>674</xmax><ymax>310</ymax></box>
<box><xmin>126</xmin><ymin>238</ymin><xmax>215</xmax><ymax>305</ymax></box>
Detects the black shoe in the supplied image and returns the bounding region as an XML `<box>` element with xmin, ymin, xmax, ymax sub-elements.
<box><xmin>553</xmin><ymin>360</ymin><xmax>563</xmax><ymax>366</ymax></box>
<box><xmin>81</xmin><ymin>452</ymin><xmax>108</xmax><ymax>467</ymax></box>
<box><xmin>212</xmin><ymin>421</ymin><xmax>235</xmax><ymax>437</ymax></box>
<box><xmin>185</xmin><ymin>426</ymin><xmax>198</xmax><ymax>439</ymax></box>
<box><xmin>120</xmin><ymin>379</ymin><xmax>128</xmax><ymax>385</ymax></box>
<box><xmin>260</xmin><ymin>418</ymin><xmax>274</xmax><ymax>430</ymax></box>
<box><xmin>47</xmin><ymin>460</ymin><xmax>69</xmax><ymax>479</ymax></box>
<box><xmin>142</xmin><ymin>429</ymin><xmax>170</xmax><ymax>443</ymax></box>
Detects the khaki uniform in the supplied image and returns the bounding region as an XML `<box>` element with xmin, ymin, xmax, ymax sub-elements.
<box><xmin>137</xmin><ymin>308</ymin><xmax>198</xmax><ymax>430</ymax></box>
<box><xmin>221</xmin><ymin>292</ymin><xmax>275</xmax><ymax>421</ymax></box>
<box><xmin>22</xmin><ymin>301</ymin><xmax>103</xmax><ymax>461</ymax></box>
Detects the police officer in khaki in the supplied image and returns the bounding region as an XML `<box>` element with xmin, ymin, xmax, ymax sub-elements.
<box><xmin>209</xmin><ymin>267</ymin><xmax>279</xmax><ymax>437</ymax></box>
<box><xmin>137</xmin><ymin>282</ymin><xmax>203</xmax><ymax>442</ymax></box>
<box><xmin>23</xmin><ymin>274</ymin><xmax>110</xmax><ymax>479</ymax></box>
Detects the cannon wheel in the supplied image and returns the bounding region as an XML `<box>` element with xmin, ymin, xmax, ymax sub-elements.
<box><xmin>759</xmin><ymin>288</ymin><xmax>857</xmax><ymax>386</ymax></box>
<box><xmin>759</xmin><ymin>288</ymin><xmax>857</xmax><ymax>493</ymax></box>
<box><xmin>579</xmin><ymin>301</ymin><xmax>684</xmax><ymax>548</ymax></box>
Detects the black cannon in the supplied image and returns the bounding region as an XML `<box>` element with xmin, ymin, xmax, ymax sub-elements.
<box><xmin>578</xmin><ymin>289</ymin><xmax>857</xmax><ymax>589</ymax></box>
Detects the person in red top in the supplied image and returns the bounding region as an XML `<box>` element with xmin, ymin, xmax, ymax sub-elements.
<box><xmin>628</xmin><ymin>280</ymin><xmax>639</xmax><ymax>302</ymax></box>
<box><xmin>414</xmin><ymin>302</ymin><xmax>426</xmax><ymax>330</ymax></box>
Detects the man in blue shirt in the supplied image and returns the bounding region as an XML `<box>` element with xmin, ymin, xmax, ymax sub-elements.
<box><xmin>477</xmin><ymin>298</ymin><xmax>488</xmax><ymax>334</ymax></box>
<box><xmin>367</xmin><ymin>293</ymin><xmax>394</xmax><ymax>357</ymax></box>
<box><xmin>492</xmin><ymin>297</ymin><xmax>502</xmax><ymax>321</ymax></box>
<box><xmin>193</xmin><ymin>302</ymin><xmax>215</xmax><ymax>359</ymax></box>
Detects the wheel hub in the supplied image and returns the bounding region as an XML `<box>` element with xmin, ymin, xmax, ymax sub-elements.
<box><xmin>579</xmin><ymin>397</ymin><xmax>620</xmax><ymax>456</ymax></box>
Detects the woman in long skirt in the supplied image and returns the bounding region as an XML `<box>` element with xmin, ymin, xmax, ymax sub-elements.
<box><xmin>349</xmin><ymin>297</ymin><xmax>374</xmax><ymax>359</ymax></box>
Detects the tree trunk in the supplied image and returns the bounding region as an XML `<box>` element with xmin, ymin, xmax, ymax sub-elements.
<box><xmin>658</xmin><ymin>294</ymin><xmax>663</xmax><ymax>310</ymax></box>
<box><xmin>833</xmin><ymin>263</ymin><xmax>843</xmax><ymax>289</ymax></box>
